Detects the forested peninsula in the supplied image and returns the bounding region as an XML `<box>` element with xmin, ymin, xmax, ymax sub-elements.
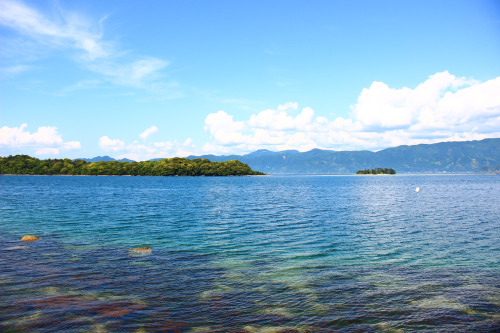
<box><xmin>0</xmin><ymin>155</ymin><xmax>265</xmax><ymax>176</ymax></box>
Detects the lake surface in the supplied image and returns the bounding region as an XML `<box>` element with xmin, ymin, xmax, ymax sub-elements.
<box><xmin>1</xmin><ymin>174</ymin><xmax>499</xmax><ymax>332</ymax></box>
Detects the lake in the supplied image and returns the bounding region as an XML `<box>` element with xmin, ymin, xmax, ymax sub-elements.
<box><xmin>1</xmin><ymin>174</ymin><xmax>499</xmax><ymax>332</ymax></box>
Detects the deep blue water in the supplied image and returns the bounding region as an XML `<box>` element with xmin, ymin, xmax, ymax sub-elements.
<box><xmin>0</xmin><ymin>174</ymin><xmax>499</xmax><ymax>332</ymax></box>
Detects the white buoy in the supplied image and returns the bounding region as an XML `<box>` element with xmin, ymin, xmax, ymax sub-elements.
<box><xmin>415</xmin><ymin>187</ymin><xmax>420</xmax><ymax>192</ymax></box>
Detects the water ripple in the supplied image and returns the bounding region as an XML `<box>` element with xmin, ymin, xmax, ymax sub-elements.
<box><xmin>0</xmin><ymin>175</ymin><xmax>499</xmax><ymax>331</ymax></box>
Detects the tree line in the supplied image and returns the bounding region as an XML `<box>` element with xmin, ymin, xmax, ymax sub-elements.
<box><xmin>356</xmin><ymin>168</ymin><xmax>396</xmax><ymax>175</ymax></box>
<box><xmin>0</xmin><ymin>155</ymin><xmax>265</xmax><ymax>176</ymax></box>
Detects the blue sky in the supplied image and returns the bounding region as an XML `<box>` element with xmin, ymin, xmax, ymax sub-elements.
<box><xmin>1</xmin><ymin>0</ymin><xmax>499</xmax><ymax>160</ymax></box>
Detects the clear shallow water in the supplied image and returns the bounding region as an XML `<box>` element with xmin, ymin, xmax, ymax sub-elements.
<box><xmin>0</xmin><ymin>174</ymin><xmax>499</xmax><ymax>332</ymax></box>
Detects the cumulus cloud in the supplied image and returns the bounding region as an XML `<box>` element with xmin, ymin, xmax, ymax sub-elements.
<box><xmin>139</xmin><ymin>126</ymin><xmax>158</xmax><ymax>140</ymax></box>
<box><xmin>351</xmin><ymin>71</ymin><xmax>478</xmax><ymax>130</ymax></box>
<box><xmin>92</xmin><ymin>69</ymin><xmax>500</xmax><ymax>160</ymax></box>
<box><xmin>0</xmin><ymin>123</ymin><xmax>81</xmax><ymax>155</ymax></box>
<box><xmin>203</xmin><ymin>72</ymin><xmax>500</xmax><ymax>153</ymax></box>
<box><xmin>111</xmin><ymin>139</ymin><xmax>196</xmax><ymax>161</ymax></box>
<box><xmin>204</xmin><ymin>111</ymin><xmax>247</xmax><ymax>145</ymax></box>
<box><xmin>0</xmin><ymin>0</ymin><xmax>170</xmax><ymax>90</ymax></box>
<box><xmin>203</xmin><ymin>104</ymin><xmax>329</xmax><ymax>153</ymax></box>
<box><xmin>98</xmin><ymin>129</ymin><xmax>195</xmax><ymax>161</ymax></box>
<box><xmin>98</xmin><ymin>136</ymin><xmax>125</xmax><ymax>152</ymax></box>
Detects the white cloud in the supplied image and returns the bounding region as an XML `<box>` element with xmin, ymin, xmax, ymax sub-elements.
<box><xmin>35</xmin><ymin>147</ymin><xmax>60</xmax><ymax>155</ymax></box>
<box><xmin>0</xmin><ymin>123</ymin><xmax>81</xmax><ymax>155</ymax></box>
<box><xmin>0</xmin><ymin>64</ymin><xmax>32</xmax><ymax>76</ymax></box>
<box><xmin>204</xmin><ymin>111</ymin><xmax>247</xmax><ymax>145</ymax></box>
<box><xmin>0</xmin><ymin>0</ymin><xmax>110</xmax><ymax>60</ymax></box>
<box><xmin>98</xmin><ymin>136</ymin><xmax>125</xmax><ymax>152</ymax></box>
<box><xmin>87</xmin><ymin>58</ymin><xmax>169</xmax><ymax>87</ymax></box>
<box><xmin>0</xmin><ymin>0</ymin><xmax>171</xmax><ymax>91</ymax></box>
<box><xmin>139</xmin><ymin>126</ymin><xmax>159</xmax><ymax>140</ymax></box>
<box><xmin>203</xmin><ymin>103</ymin><xmax>326</xmax><ymax>153</ymax></box>
<box><xmin>350</xmin><ymin>71</ymin><xmax>481</xmax><ymax>131</ymax></box>
<box><xmin>202</xmin><ymin>72</ymin><xmax>500</xmax><ymax>153</ymax></box>
<box><xmin>98</xmin><ymin>129</ymin><xmax>195</xmax><ymax>161</ymax></box>
<box><xmin>114</xmin><ymin>139</ymin><xmax>196</xmax><ymax>161</ymax></box>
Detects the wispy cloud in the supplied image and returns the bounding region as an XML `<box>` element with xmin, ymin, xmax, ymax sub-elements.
<box><xmin>139</xmin><ymin>126</ymin><xmax>158</xmax><ymax>140</ymax></box>
<box><xmin>0</xmin><ymin>0</ymin><xmax>173</xmax><ymax>93</ymax></box>
<box><xmin>86</xmin><ymin>57</ymin><xmax>169</xmax><ymax>87</ymax></box>
<box><xmin>59</xmin><ymin>80</ymin><xmax>102</xmax><ymax>94</ymax></box>
<box><xmin>0</xmin><ymin>64</ymin><xmax>32</xmax><ymax>77</ymax></box>
<box><xmin>0</xmin><ymin>0</ymin><xmax>110</xmax><ymax>60</ymax></box>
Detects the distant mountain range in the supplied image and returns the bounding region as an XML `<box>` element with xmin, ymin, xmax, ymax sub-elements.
<box><xmin>82</xmin><ymin>138</ymin><xmax>500</xmax><ymax>174</ymax></box>
<box><xmin>186</xmin><ymin>138</ymin><xmax>500</xmax><ymax>174</ymax></box>
<box><xmin>76</xmin><ymin>156</ymin><xmax>135</xmax><ymax>163</ymax></box>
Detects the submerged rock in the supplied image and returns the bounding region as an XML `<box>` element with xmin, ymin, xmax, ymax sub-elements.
<box><xmin>21</xmin><ymin>235</ymin><xmax>39</xmax><ymax>242</ymax></box>
<box><xmin>130</xmin><ymin>247</ymin><xmax>152</xmax><ymax>255</ymax></box>
<box><xmin>15</xmin><ymin>295</ymin><xmax>147</xmax><ymax>319</ymax></box>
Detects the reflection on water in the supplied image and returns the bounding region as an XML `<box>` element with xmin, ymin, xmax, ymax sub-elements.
<box><xmin>0</xmin><ymin>175</ymin><xmax>499</xmax><ymax>332</ymax></box>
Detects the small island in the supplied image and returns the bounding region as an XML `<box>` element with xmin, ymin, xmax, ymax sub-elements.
<box><xmin>0</xmin><ymin>155</ymin><xmax>265</xmax><ymax>176</ymax></box>
<box><xmin>356</xmin><ymin>168</ymin><xmax>396</xmax><ymax>175</ymax></box>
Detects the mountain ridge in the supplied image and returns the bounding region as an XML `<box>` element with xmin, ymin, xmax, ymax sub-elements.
<box><xmin>187</xmin><ymin>138</ymin><xmax>500</xmax><ymax>174</ymax></box>
<box><xmin>75</xmin><ymin>138</ymin><xmax>499</xmax><ymax>174</ymax></box>
<box><xmin>75</xmin><ymin>156</ymin><xmax>135</xmax><ymax>163</ymax></box>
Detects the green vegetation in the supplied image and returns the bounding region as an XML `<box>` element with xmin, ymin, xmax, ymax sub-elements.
<box><xmin>356</xmin><ymin>168</ymin><xmax>396</xmax><ymax>175</ymax></box>
<box><xmin>0</xmin><ymin>155</ymin><xmax>265</xmax><ymax>176</ymax></box>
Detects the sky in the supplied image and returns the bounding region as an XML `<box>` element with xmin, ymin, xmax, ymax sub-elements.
<box><xmin>1</xmin><ymin>0</ymin><xmax>499</xmax><ymax>161</ymax></box>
